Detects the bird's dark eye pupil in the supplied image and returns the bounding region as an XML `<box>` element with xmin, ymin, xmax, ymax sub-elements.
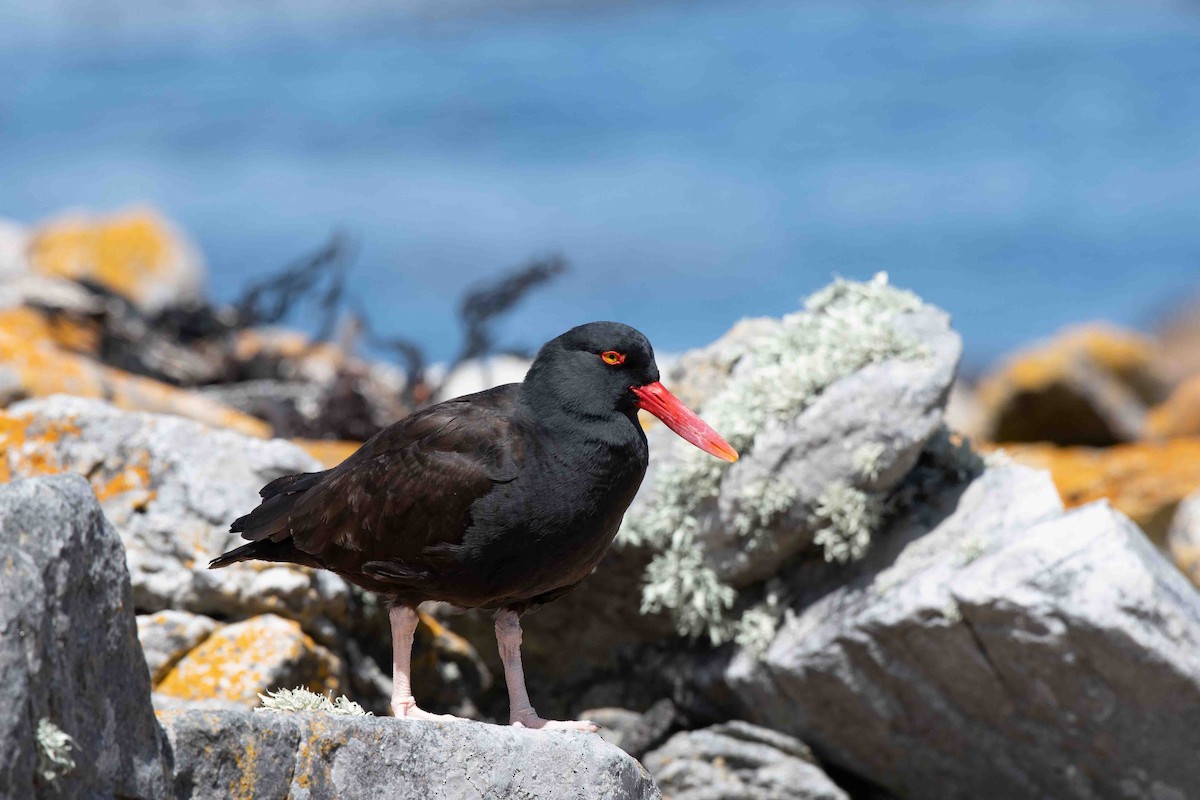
<box><xmin>601</xmin><ymin>350</ymin><xmax>624</xmax><ymax>365</ymax></box>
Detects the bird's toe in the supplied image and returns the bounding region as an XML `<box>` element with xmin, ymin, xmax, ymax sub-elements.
<box><xmin>512</xmin><ymin>715</ymin><xmax>599</xmax><ymax>733</ymax></box>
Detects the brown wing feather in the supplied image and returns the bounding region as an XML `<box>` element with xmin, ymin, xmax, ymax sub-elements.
<box><xmin>210</xmin><ymin>386</ymin><xmax>521</xmax><ymax>586</ymax></box>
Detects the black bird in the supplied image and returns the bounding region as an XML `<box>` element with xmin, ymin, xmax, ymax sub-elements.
<box><xmin>210</xmin><ymin>322</ymin><xmax>737</xmax><ymax>730</ymax></box>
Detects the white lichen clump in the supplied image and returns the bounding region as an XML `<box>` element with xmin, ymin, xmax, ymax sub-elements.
<box><xmin>622</xmin><ymin>273</ymin><xmax>926</xmax><ymax>642</ymax></box>
<box><xmin>256</xmin><ymin>687</ymin><xmax>372</xmax><ymax>716</ymax></box>
<box><xmin>853</xmin><ymin>441</ymin><xmax>888</xmax><ymax>481</ymax></box>
<box><xmin>732</xmin><ymin>580</ymin><xmax>787</xmax><ymax>656</ymax></box>
<box><xmin>36</xmin><ymin>718</ymin><xmax>76</xmax><ymax>782</ymax></box>
<box><xmin>813</xmin><ymin>482</ymin><xmax>884</xmax><ymax>564</ymax></box>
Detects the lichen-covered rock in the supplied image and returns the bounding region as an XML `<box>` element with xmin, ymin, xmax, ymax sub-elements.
<box><xmin>156</xmin><ymin>614</ymin><xmax>344</xmax><ymax>706</ymax></box>
<box><xmin>26</xmin><ymin>208</ymin><xmax>204</xmax><ymax>312</ymax></box>
<box><xmin>1146</xmin><ymin>373</ymin><xmax>1200</xmax><ymax>439</ymax></box>
<box><xmin>994</xmin><ymin>438</ymin><xmax>1200</xmax><ymax>544</ymax></box>
<box><xmin>1167</xmin><ymin>491</ymin><xmax>1200</xmax><ymax>589</ymax></box>
<box><xmin>0</xmin><ymin>474</ymin><xmax>168</xmax><ymax>798</ymax></box>
<box><xmin>726</xmin><ymin>464</ymin><xmax>1200</xmax><ymax>799</ymax></box>
<box><xmin>158</xmin><ymin>709</ymin><xmax>662</xmax><ymax>799</ymax></box>
<box><xmin>0</xmin><ymin>395</ymin><xmax>348</xmax><ymax>624</ymax></box>
<box><xmin>643</xmin><ymin>721</ymin><xmax>848</xmax><ymax>800</ymax></box>
<box><xmin>621</xmin><ymin>274</ymin><xmax>960</xmax><ymax>641</ymax></box>
<box><xmin>976</xmin><ymin>324</ymin><xmax>1171</xmax><ymax>446</ymax></box>
<box><xmin>0</xmin><ymin>307</ymin><xmax>270</xmax><ymax>437</ymax></box>
<box><xmin>137</xmin><ymin>610</ymin><xmax>220</xmax><ymax>684</ymax></box>
<box><xmin>294</xmin><ymin>438</ymin><xmax>361</xmax><ymax>468</ymax></box>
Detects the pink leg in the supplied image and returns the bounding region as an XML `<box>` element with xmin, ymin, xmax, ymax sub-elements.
<box><xmin>495</xmin><ymin>609</ymin><xmax>597</xmax><ymax>732</ymax></box>
<box><xmin>390</xmin><ymin>605</ymin><xmax>467</xmax><ymax>722</ymax></box>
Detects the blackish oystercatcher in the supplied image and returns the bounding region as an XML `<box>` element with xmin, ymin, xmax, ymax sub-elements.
<box><xmin>210</xmin><ymin>322</ymin><xmax>737</xmax><ymax>730</ymax></box>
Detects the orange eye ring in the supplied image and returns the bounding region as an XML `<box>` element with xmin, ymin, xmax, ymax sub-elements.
<box><xmin>601</xmin><ymin>350</ymin><xmax>626</xmax><ymax>366</ymax></box>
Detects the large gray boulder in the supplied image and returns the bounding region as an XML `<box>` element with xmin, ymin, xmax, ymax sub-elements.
<box><xmin>160</xmin><ymin>709</ymin><xmax>662</xmax><ymax>800</ymax></box>
<box><xmin>5</xmin><ymin>395</ymin><xmax>350</xmax><ymax>627</ymax></box>
<box><xmin>0</xmin><ymin>474</ymin><xmax>169</xmax><ymax>799</ymax></box>
<box><xmin>727</xmin><ymin>464</ymin><xmax>1200</xmax><ymax>799</ymax></box>
<box><xmin>643</xmin><ymin>721</ymin><xmax>848</xmax><ymax>800</ymax></box>
<box><xmin>621</xmin><ymin>274</ymin><xmax>961</xmax><ymax>642</ymax></box>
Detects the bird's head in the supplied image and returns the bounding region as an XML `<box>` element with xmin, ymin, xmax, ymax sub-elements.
<box><xmin>522</xmin><ymin>321</ymin><xmax>738</xmax><ymax>462</ymax></box>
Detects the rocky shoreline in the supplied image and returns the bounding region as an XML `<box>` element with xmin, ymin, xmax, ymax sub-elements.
<box><xmin>4</xmin><ymin>209</ymin><xmax>1200</xmax><ymax>798</ymax></box>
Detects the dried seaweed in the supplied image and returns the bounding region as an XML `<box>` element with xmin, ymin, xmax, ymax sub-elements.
<box><xmin>29</xmin><ymin>236</ymin><xmax>566</xmax><ymax>440</ymax></box>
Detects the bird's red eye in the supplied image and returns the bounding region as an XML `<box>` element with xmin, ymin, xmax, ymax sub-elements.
<box><xmin>601</xmin><ymin>350</ymin><xmax>626</xmax><ymax>366</ymax></box>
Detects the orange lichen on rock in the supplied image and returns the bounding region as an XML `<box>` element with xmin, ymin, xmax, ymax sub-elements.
<box><xmin>0</xmin><ymin>411</ymin><xmax>79</xmax><ymax>483</ymax></box>
<box><xmin>1146</xmin><ymin>375</ymin><xmax>1200</xmax><ymax>440</ymax></box>
<box><xmin>990</xmin><ymin>439</ymin><xmax>1200</xmax><ymax>544</ymax></box>
<box><xmin>293</xmin><ymin>439</ymin><xmax>360</xmax><ymax>468</ymax></box>
<box><xmin>0</xmin><ymin>409</ymin><xmax>162</xmax><ymax>510</ymax></box>
<box><xmin>0</xmin><ymin>307</ymin><xmax>269</xmax><ymax>437</ymax></box>
<box><xmin>976</xmin><ymin>324</ymin><xmax>1171</xmax><ymax>446</ymax></box>
<box><xmin>27</xmin><ymin>208</ymin><xmax>203</xmax><ymax>311</ymax></box>
<box><xmin>156</xmin><ymin>614</ymin><xmax>342</xmax><ymax>705</ymax></box>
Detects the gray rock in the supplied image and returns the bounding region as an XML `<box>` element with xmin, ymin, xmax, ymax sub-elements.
<box><xmin>0</xmin><ymin>474</ymin><xmax>168</xmax><ymax>799</ymax></box>
<box><xmin>154</xmin><ymin>614</ymin><xmax>346</xmax><ymax>707</ymax></box>
<box><xmin>159</xmin><ymin>709</ymin><xmax>662</xmax><ymax>799</ymax></box>
<box><xmin>624</xmin><ymin>280</ymin><xmax>961</xmax><ymax>596</ymax></box>
<box><xmin>643</xmin><ymin>721</ymin><xmax>848</xmax><ymax>800</ymax></box>
<box><xmin>659</xmin><ymin>317</ymin><xmax>781</xmax><ymax>413</ymax></box>
<box><xmin>137</xmin><ymin>610</ymin><xmax>220</xmax><ymax>683</ymax></box>
<box><xmin>1167</xmin><ymin>490</ymin><xmax>1200</xmax><ymax>588</ymax></box>
<box><xmin>585</xmin><ymin>699</ymin><xmax>685</xmax><ymax>759</ymax></box>
<box><xmin>703</xmin><ymin>302</ymin><xmax>961</xmax><ymax>586</ymax></box>
<box><xmin>5</xmin><ymin>395</ymin><xmax>351</xmax><ymax>626</ymax></box>
<box><xmin>0</xmin><ymin>218</ymin><xmax>30</xmax><ymax>278</ymax></box>
<box><xmin>727</xmin><ymin>464</ymin><xmax>1200</xmax><ymax>799</ymax></box>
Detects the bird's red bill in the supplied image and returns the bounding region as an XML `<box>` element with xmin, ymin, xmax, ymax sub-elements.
<box><xmin>632</xmin><ymin>381</ymin><xmax>739</xmax><ymax>462</ymax></box>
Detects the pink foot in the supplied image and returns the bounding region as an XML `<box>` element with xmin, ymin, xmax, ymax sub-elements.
<box><xmin>392</xmin><ymin>695</ymin><xmax>470</xmax><ymax>722</ymax></box>
<box><xmin>511</xmin><ymin>712</ymin><xmax>599</xmax><ymax>733</ymax></box>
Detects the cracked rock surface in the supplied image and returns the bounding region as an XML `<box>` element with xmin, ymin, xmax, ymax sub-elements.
<box><xmin>727</xmin><ymin>464</ymin><xmax>1200</xmax><ymax>800</ymax></box>
<box><xmin>159</xmin><ymin>709</ymin><xmax>662</xmax><ymax>800</ymax></box>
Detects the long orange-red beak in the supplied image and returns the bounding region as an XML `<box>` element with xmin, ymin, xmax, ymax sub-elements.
<box><xmin>632</xmin><ymin>381</ymin><xmax>739</xmax><ymax>462</ymax></box>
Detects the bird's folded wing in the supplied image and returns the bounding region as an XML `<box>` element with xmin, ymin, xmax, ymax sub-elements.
<box><xmin>232</xmin><ymin>395</ymin><xmax>521</xmax><ymax>573</ymax></box>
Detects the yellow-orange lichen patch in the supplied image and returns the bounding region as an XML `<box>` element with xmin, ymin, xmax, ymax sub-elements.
<box><xmin>156</xmin><ymin>614</ymin><xmax>342</xmax><ymax>705</ymax></box>
<box><xmin>989</xmin><ymin>439</ymin><xmax>1200</xmax><ymax>544</ymax></box>
<box><xmin>976</xmin><ymin>324</ymin><xmax>1170</xmax><ymax>446</ymax></box>
<box><xmin>27</xmin><ymin>209</ymin><xmax>200</xmax><ymax>308</ymax></box>
<box><xmin>0</xmin><ymin>307</ymin><xmax>270</xmax><ymax>438</ymax></box>
<box><xmin>1146</xmin><ymin>374</ymin><xmax>1200</xmax><ymax>440</ymax></box>
<box><xmin>418</xmin><ymin>610</ymin><xmax>476</xmax><ymax>661</ymax></box>
<box><xmin>293</xmin><ymin>439</ymin><xmax>360</xmax><ymax>469</ymax></box>
<box><xmin>0</xmin><ymin>410</ymin><xmax>160</xmax><ymax>507</ymax></box>
<box><xmin>93</xmin><ymin>452</ymin><xmax>155</xmax><ymax>506</ymax></box>
<box><xmin>0</xmin><ymin>411</ymin><xmax>80</xmax><ymax>483</ymax></box>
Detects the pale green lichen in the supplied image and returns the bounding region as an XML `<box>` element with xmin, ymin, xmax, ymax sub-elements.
<box><xmin>812</xmin><ymin>482</ymin><xmax>884</xmax><ymax>563</ymax></box>
<box><xmin>622</xmin><ymin>273</ymin><xmax>927</xmax><ymax>642</ymax></box>
<box><xmin>853</xmin><ymin>441</ymin><xmax>888</xmax><ymax>481</ymax></box>
<box><xmin>732</xmin><ymin>475</ymin><xmax>800</xmax><ymax>542</ymax></box>
<box><xmin>36</xmin><ymin>719</ymin><xmax>75</xmax><ymax>782</ymax></box>
<box><xmin>732</xmin><ymin>581</ymin><xmax>786</xmax><ymax>656</ymax></box>
<box><xmin>639</xmin><ymin>544</ymin><xmax>737</xmax><ymax>643</ymax></box>
<box><xmin>256</xmin><ymin>687</ymin><xmax>372</xmax><ymax>716</ymax></box>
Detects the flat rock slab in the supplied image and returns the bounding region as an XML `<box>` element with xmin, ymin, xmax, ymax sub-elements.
<box><xmin>159</xmin><ymin>710</ymin><xmax>662</xmax><ymax>800</ymax></box>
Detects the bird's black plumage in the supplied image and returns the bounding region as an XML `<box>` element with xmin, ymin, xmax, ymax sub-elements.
<box><xmin>211</xmin><ymin>321</ymin><xmax>660</xmax><ymax>612</ymax></box>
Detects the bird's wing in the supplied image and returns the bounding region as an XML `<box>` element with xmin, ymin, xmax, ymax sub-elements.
<box><xmin>228</xmin><ymin>387</ymin><xmax>521</xmax><ymax>575</ymax></box>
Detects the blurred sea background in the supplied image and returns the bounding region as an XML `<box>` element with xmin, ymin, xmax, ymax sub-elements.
<box><xmin>2</xmin><ymin>0</ymin><xmax>1198</xmax><ymax>369</ymax></box>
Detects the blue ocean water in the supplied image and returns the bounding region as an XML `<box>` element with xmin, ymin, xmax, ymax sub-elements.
<box><xmin>1</xmin><ymin>1</ymin><xmax>1198</xmax><ymax>367</ymax></box>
